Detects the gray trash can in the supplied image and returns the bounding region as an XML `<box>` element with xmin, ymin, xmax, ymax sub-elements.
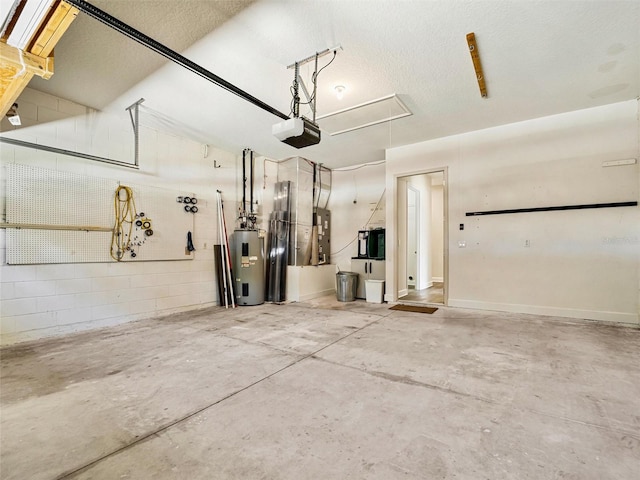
<box><xmin>336</xmin><ymin>271</ymin><xmax>358</xmax><ymax>302</ymax></box>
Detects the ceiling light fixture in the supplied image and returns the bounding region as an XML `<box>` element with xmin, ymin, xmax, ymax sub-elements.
<box><xmin>6</xmin><ymin>103</ymin><xmax>21</xmax><ymax>126</ymax></box>
<box><xmin>334</xmin><ymin>85</ymin><xmax>346</xmax><ymax>100</ymax></box>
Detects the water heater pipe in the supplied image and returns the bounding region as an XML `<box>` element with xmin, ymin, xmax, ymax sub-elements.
<box><xmin>250</xmin><ymin>149</ymin><xmax>254</xmax><ymax>216</ymax></box>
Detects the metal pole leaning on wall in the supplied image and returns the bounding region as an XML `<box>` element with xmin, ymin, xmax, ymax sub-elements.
<box><xmin>216</xmin><ymin>190</ymin><xmax>236</xmax><ymax>308</ymax></box>
<box><xmin>216</xmin><ymin>191</ymin><xmax>229</xmax><ymax>308</ymax></box>
<box><xmin>220</xmin><ymin>192</ymin><xmax>236</xmax><ymax>309</ymax></box>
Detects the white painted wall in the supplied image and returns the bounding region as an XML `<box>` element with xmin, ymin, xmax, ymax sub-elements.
<box><xmin>327</xmin><ymin>162</ymin><xmax>386</xmax><ymax>272</ymax></box>
<box><xmin>396</xmin><ymin>178</ymin><xmax>408</xmax><ymax>297</ymax></box>
<box><xmin>0</xmin><ymin>88</ymin><xmax>277</xmax><ymax>344</ymax></box>
<box><xmin>386</xmin><ymin>100</ymin><xmax>640</xmax><ymax>324</ymax></box>
<box><xmin>286</xmin><ymin>264</ymin><xmax>336</xmax><ymax>302</ymax></box>
<box><xmin>430</xmin><ymin>182</ymin><xmax>444</xmax><ymax>282</ymax></box>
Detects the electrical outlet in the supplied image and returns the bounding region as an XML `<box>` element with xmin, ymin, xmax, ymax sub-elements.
<box><xmin>458</xmin><ymin>241</ymin><xmax>466</xmax><ymax>248</ymax></box>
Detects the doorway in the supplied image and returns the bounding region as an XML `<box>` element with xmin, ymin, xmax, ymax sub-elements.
<box><xmin>398</xmin><ymin>170</ymin><xmax>446</xmax><ymax>305</ymax></box>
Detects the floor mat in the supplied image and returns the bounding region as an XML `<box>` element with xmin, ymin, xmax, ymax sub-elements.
<box><xmin>389</xmin><ymin>304</ymin><xmax>438</xmax><ymax>314</ymax></box>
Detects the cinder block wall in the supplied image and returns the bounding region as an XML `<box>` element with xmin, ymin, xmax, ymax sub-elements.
<box><xmin>0</xmin><ymin>88</ymin><xmax>241</xmax><ymax>344</ymax></box>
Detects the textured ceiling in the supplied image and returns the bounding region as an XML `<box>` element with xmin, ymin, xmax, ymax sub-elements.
<box><xmin>28</xmin><ymin>0</ymin><xmax>640</xmax><ymax>168</ymax></box>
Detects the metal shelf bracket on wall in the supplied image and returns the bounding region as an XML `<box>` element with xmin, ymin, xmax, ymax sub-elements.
<box><xmin>126</xmin><ymin>98</ymin><xmax>145</xmax><ymax>167</ymax></box>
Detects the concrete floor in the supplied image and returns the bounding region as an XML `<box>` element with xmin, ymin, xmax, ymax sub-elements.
<box><xmin>1</xmin><ymin>296</ymin><xmax>639</xmax><ymax>480</ymax></box>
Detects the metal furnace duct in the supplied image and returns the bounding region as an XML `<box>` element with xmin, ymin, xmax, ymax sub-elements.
<box><xmin>277</xmin><ymin>157</ymin><xmax>331</xmax><ymax>266</ymax></box>
<box><xmin>265</xmin><ymin>181</ymin><xmax>291</xmax><ymax>302</ymax></box>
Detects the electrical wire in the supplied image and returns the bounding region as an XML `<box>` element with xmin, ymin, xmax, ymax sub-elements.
<box><xmin>312</xmin><ymin>50</ymin><xmax>337</xmax><ymax>85</ymax></box>
<box><xmin>289</xmin><ymin>50</ymin><xmax>337</xmax><ymax>116</ymax></box>
<box><xmin>331</xmin><ymin>188</ymin><xmax>386</xmax><ymax>256</ymax></box>
<box><xmin>316</xmin><ymin>164</ymin><xmax>322</xmax><ymax>209</ymax></box>
<box><xmin>110</xmin><ymin>185</ymin><xmax>137</xmax><ymax>261</ymax></box>
<box><xmin>332</xmin><ymin>160</ymin><xmax>386</xmax><ymax>172</ymax></box>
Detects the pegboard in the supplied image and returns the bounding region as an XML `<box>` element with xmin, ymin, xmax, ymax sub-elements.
<box><xmin>7</xmin><ymin>163</ymin><xmax>114</xmax><ymax>227</ymax></box>
<box><xmin>118</xmin><ymin>184</ymin><xmax>196</xmax><ymax>262</ymax></box>
<box><xmin>5</xmin><ymin>164</ymin><xmax>196</xmax><ymax>264</ymax></box>
<box><xmin>6</xmin><ymin>230</ymin><xmax>112</xmax><ymax>264</ymax></box>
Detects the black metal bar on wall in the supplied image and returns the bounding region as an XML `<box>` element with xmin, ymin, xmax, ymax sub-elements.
<box><xmin>465</xmin><ymin>201</ymin><xmax>638</xmax><ymax>217</ymax></box>
<box><xmin>66</xmin><ymin>0</ymin><xmax>290</xmax><ymax>121</ymax></box>
<box><xmin>0</xmin><ymin>137</ymin><xmax>139</xmax><ymax>169</ymax></box>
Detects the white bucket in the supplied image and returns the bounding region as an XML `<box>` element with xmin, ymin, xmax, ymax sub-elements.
<box><xmin>365</xmin><ymin>279</ymin><xmax>385</xmax><ymax>303</ymax></box>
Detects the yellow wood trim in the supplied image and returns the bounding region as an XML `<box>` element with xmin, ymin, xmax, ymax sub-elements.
<box><xmin>466</xmin><ymin>32</ymin><xmax>488</xmax><ymax>98</ymax></box>
<box><xmin>0</xmin><ymin>42</ymin><xmax>54</xmax><ymax>79</ymax></box>
<box><xmin>0</xmin><ymin>223</ymin><xmax>113</xmax><ymax>232</ymax></box>
<box><xmin>29</xmin><ymin>1</ymin><xmax>79</xmax><ymax>57</ymax></box>
<box><xmin>0</xmin><ymin>1</ymin><xmax>77</xmax><ymax>115</ymax></box>
<box><xmin>0</xmin><ymin>68</ymin><xmax>35</xmax><ymax>116</ymax></box>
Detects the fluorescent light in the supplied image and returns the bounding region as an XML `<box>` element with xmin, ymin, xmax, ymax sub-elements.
<box><xmin>6</xmin><ymin>0</ymin><xmax>54</xmax><ymax>50</ymax></box>
<box><xmin>6</xmin><ymin>103</ymin><xmax>21</xmax><ymax>126</ymax></box>
<box><xmin>0</xmin><ymin>0</ymin><xmax>20</xmax><ymax>37</ymax></box>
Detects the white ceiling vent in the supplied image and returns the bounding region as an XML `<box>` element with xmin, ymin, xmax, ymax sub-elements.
<box><xmin>317</xmin><ymin>94</ymin><xmax>412</xmax><ymax>136</ymax></box>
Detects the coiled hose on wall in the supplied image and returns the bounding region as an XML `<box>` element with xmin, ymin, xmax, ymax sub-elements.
<box><xmin>111</xmin><ymin>185</ymin><xmax>137</xmax><ymax>261</ymax></box>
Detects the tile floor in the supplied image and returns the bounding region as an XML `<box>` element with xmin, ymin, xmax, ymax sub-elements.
<box><xmin>402</xmin><ymin>282</ymin><xmax>444</xmax><ymax>304</ymax></box>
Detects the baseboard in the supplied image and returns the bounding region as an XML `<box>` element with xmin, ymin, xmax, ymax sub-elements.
<box><xmin>398</xmin><ymin>288</ymin><xmax>409</xmax><ymax>298</ymax></box>
<box><xmin>447</xmin><ymin>299</ymin><xmax>639</xmax><ymax>324</ymax></box>
<box><xmin>432</xmin><ymin>277</ymin><xmax>443</xmax><ymax>283</ymax></box>
<box><xmin>296</xmin><ymin>288</ymin><xmax>336</xmax><ymax>302</ymax></box>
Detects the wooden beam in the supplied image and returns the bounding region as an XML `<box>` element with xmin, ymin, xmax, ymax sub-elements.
<box><xmin>0</xmin><ymin>1</ymin><xmax>78</xmax><ymax>116</ymax></box>
<box><xmin>29</xmin><ymin>1</ymin><xmax>79</xmax><ymax>57</ymax></box>
<box><xmin>0</xmin><ymin>41</ymin><xmax>54</xmax><ymax>78</ymax></box>
<box><xmin>0</xmin><ymin>41</ymin><xmax>46</xmax><ymax>116</ymax></box>
<box><xmin>0</xmin><ymin>61</ymin><xmax>35</xmax><ymax>116</ymax></box>
<box><xmin>466</xmin><ymin>32</ymin><xmax>488</xmax><ymax>98</ymax></box>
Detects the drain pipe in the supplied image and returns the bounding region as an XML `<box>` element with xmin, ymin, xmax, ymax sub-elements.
<box><xmin>249</xmin><ymin>149</ymin><xmax>254</xmax><ymax>218</ymax></box>
<box><xmin>66</xmin><ymin>0</ymin><xmax>290</xmax><ymax>121</ymax></box>
<box><xmin>242</xmin><ymin>148</ymin><xmax>247</xmax><ymax>217</ymax></box>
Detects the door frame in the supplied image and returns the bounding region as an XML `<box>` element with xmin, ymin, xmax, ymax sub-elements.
<box><xmin>391</xmin><ymin>167</ymin><xmax>449</xmax><ymax>306</ymax></box>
